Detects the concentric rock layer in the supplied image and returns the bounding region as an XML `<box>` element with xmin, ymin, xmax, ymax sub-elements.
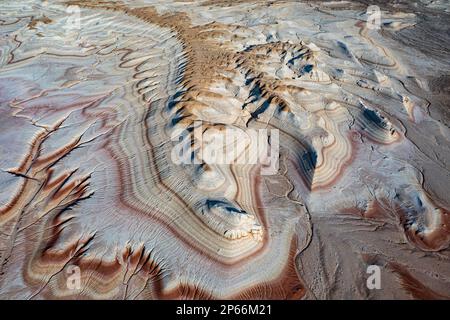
<box><xmin>0</xmin><ymin>0</ymin><xmax>449</xmax><ymax>299</ymax></box>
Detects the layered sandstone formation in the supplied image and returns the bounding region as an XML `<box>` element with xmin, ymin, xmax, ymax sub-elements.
<box><xmin>0</xmin><ymin>0</ymin><xmax>449</xmax><ymax>299</ymax></box>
